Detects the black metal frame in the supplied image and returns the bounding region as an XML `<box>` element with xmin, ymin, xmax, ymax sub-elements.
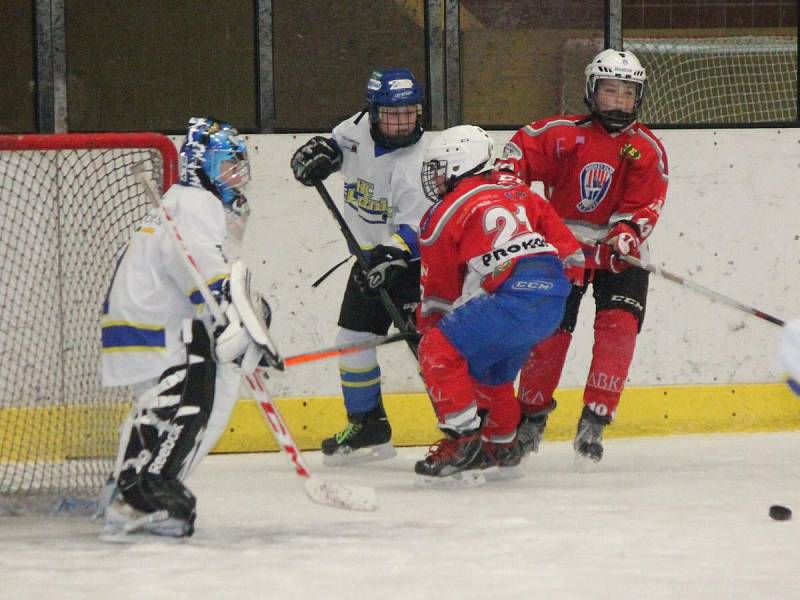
<box><xmin>30</xmin><ymin>0</ymin><xmax>800</xmax><ymax>133</ymax></box>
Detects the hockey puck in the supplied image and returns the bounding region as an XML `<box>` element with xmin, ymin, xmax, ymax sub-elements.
<box><xmin>768</xmin><ymin>505</ymin><xmax>792</xmax><ymax>521</ymax></box>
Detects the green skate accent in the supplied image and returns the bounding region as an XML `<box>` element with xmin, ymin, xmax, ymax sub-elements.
<box><xmin>335</xmin><ymin>422</ymin><xmax>361</xmax><ymax>444</ymax></box>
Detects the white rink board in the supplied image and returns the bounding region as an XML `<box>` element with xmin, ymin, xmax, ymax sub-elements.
<box><xmin>218</xmin><ymin>128</ymin><xmax>799</xmax><ymax>396</ymax></box>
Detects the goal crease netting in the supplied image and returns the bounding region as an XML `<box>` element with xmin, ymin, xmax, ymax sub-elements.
<box><xmin>0</xmin><ymin>133</ymin><xmax>178</xmax><ymax>514</ymax></box>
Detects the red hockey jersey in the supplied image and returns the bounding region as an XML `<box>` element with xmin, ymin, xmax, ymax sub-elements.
<box><xmin>499</xmin><ymin>115</ymin><xmax>668</xmax><ymax>244</ymax></box>
<box><xmin>417</xmin><ymin>170</ymin><xmax>581</xmax><ymax>332</ymax></box>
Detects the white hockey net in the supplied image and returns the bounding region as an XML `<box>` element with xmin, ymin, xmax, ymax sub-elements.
<box><xmin>561</xmin><ymin>36</ymin><xmax>798</xmax><ymax>124</ymax></box>
<box><xmin>0</xmin><ymin>133</ymin><xmax>178</xmax><ymax>513</ymax></box>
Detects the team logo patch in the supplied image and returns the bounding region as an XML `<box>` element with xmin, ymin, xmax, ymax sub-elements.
<box><xmin>620</xmin><ymin>143</ymin><xmax>641</xmax><ymax>160</ymax></box>
<box><xmin>578</xmin><ymin>162</ymin><xmax>614</xmax><ymax>212</ymax></box>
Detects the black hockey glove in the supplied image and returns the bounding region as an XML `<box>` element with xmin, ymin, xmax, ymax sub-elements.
<box><xmin>290</xmin><ymin>136</ymin><xmax>342</xmax><ymax>186</ymax></box>
<box><xmin>355</xmin><ymin>245</ymin><xmax>409</xmax><ymax>294</ymax></box>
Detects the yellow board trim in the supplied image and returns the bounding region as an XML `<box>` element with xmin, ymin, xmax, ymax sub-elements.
<box><xmin>2</xmin><ymin>384</ymin><xmax>798</xmax><ymax>460</ymax></box>
<box><xmin>211</xmin><ymin>382</ymin><xmax>800</xmax><ymax>453</ymax></box>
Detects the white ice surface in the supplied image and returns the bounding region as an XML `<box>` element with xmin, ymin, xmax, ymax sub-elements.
<box><xmin>2</xmin><ymin>432</ymin><xmax>799</xmax><ymax>600</ymax></box>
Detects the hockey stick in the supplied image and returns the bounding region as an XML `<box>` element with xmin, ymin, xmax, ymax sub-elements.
<box><xmin>283</xmin><ymin>332</ymin><xmax>411</xmax><ymax>367</ymax></box>
<box><xmin>131</xmin><ymin>165</ymin><xmax>379</xmax><ymax>511</ymax></box>
<box><xmin>313</xmin><ymin>180</ymin><xmax>419</xmax><ymax>359</ymax></box>
<box><xmin>577</xmin><ymin>235</ymin><xmax>785</xmax><ymax>327</ymax></box>
<box><xmin>246</xmin><ymin>370</ymin><xmax>377</xmax><ymax>511</ymax></box>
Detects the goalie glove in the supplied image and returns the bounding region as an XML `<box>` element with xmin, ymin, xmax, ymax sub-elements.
<box><xmin>213</xmin><ymin>261</ymin><xmax>282</xmax><ymax>372</ymax></box>
<box><xmin>354</xmin><ymin>245</ymin><xmax>409</xmax><ymax>293</ymax></box>
<box><xmin>290</xmin><ymin>136</ymin><xmax>342</xmax><ymax>186</ymax></box>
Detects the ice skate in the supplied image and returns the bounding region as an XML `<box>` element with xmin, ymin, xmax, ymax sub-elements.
<box><xmin>480</xmin><ymin>439</ymin><xmax>525</xmax><ymax>481</ymax></box>
<box><xmin>414</xmin><ymin>429</ymin><xmax>485</xmax><ymax>488</ymax></box>
<box><xmin>573</xmin><ymin>405</ymin><xmax>611</xmax><ymax>464</ymax></box>
<box><xmin>321</xmin><ymin>405</ymin><xmax>396</xmax><ymax>466</ymax></box>
<box><xmin>100</xmin><ymin>498</ymin><xmax>194</xmax><ymax>542</ymax></box>
<box><xmin>516</xmin><ymin>399</ymin><xmax>557</xmax><ymax>457</ymax></box>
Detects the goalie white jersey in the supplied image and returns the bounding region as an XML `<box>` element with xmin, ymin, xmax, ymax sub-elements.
<box><xmin>332</xmin><ymin>113</ymin><xmax>429</xmax><ymax>255</ymax></box>
<box><xmin>101</xmin><ymin>184</ymin><xmax>230</xmax><ymax>387</ymax></box>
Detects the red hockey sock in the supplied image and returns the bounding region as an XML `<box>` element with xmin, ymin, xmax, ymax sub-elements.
<box><xmin>517</xmin><ymin>330</ymin><xmax>572</xmax><ymax>414</ymax></box>
<box><xmin>475</xmin><ymin>381</ymin><xmax>519</xmax><ymax>442</ymax></box>
<box><xmin>419</xmin><ymin>328</ymin><xmax>477</xmax><ymax>427</ymax></box>
<box><xmin>583</xmin><ymin>309</ymin><xmax>638</xmax><ymax>419</ymax></box>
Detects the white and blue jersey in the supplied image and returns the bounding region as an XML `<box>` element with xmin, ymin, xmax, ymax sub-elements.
<box><xmin>101</xmin><ymin>184</ymin><xmax>229</xmax><ymax>387</ymax></box>
<box><xmin>332</xmin><ymin>112</ymin><xmax>429</xmax><ymax>259</ymax></box>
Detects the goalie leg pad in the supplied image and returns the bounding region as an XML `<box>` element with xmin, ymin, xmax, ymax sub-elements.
<box><xmin>119</xmin><ymin>321</ymin><xmax>215</xmax><ymax>519</ymax></box>
<box><xmin>583</xmin><ymin>309</ymin><xmax>638</xmax><ymax>419</ymax></box>
<box><xmin>146</xmin><ymin>320</ymin><xmax>216</xmax><ymax>480</ymax></box>
<box><xmin>179</xmin><ymin>362</ymin><xmax>241</xmax><ymax>479</ymax></box>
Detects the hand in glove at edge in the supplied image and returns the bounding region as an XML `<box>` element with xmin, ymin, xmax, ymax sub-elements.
<box><xmin>290</xmin><ymin>136</ymin><xmax>342</xmax><ymax>186</ymax></box>
<box><xmin>583</xmin><ymin>222</ymin><xmax>642</xmax><ymax>274</ymax></box>
<box><xmin>354</xmin><ymin>245</ymin><xmax>410</xmax><ymax>294</ymax></box>
<box><xmin>605</xmin><ymin>221</ymin><xmax>641</xmax><ymax>258</ymax></box>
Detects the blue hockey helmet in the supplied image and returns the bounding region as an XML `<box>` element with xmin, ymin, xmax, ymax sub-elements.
<box><xmin>364</xmin><ymin>68</ymin><xmax>424</xmax><ymax>149</ymax></box>
<box><xmin>179</xmin><ymin>117</ymin><xmax>251</xmax><ymax>214</ymax></box>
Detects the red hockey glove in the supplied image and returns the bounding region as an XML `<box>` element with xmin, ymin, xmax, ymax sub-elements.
<box><xmin>581</xmin><ymin>242</ymin><xmax>630</xmax><ymax>274</ymax></box>
<box><xmin>605</xmin><ymin>222</ymin><xmax>641</xmax><ymax>258</ymax></box>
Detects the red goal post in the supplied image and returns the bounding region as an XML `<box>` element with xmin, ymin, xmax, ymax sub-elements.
<box><xmin>0</xmin><ymin>132</ymin><xmax>179</xmax><ymax>513</ymax></box>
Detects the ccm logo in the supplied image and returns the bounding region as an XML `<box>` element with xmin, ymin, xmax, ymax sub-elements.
<box><xmin>512</xmin><ymin>280</ymin><xmax>554</xmax><ymax>291</ymax></box>
<box><xmin>610</xmin><ymin>294</ymin><xmax>643</xmax><ymax>311</ymax></box>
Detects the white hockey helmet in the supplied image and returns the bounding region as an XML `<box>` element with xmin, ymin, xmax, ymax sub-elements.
<box><xmin>584</xmin><ymin>48</ymin><xmax>647</xmax><ymax>131</ymax></box>
<box><xmin>421</xmin><ymin>125</ymin><xmax>494</xmax><ymax>202</ymax></box>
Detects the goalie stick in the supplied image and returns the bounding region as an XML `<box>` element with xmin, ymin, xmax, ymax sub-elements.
<box><xmin>132</xmin><ymin>165</ymin><xmax>378</xmax><ymax>511</ymax></box>
<box><xmin>577</xmin><ymin>236</ymin><xmax>785</xmax><ymax>327</ymax></box>
<box><xmin>313</xmin><ymin>180</ymin><xmax>420</xmax><ymax>359</ymax></box>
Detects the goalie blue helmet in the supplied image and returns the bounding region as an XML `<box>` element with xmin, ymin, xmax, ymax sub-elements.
<box><xmin>365</xmin><ymin>68</ymin><xmax>424</xmax><ymax>149</ymax></box>
<box><xmin>179</xmin><ymin>117</ymin><xmax>251</xmax><ymax>215</ymax></box>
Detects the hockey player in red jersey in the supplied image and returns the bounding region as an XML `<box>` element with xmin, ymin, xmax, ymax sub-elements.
<box><xmin>413</xmin><ymin>125</ymin><xmax>582</xmax><ymax>484</ymax></box>
<box><xmin>497</xmin><ymin>48</ymin><xmax>669</xmax><ymax>462</ymax></box>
